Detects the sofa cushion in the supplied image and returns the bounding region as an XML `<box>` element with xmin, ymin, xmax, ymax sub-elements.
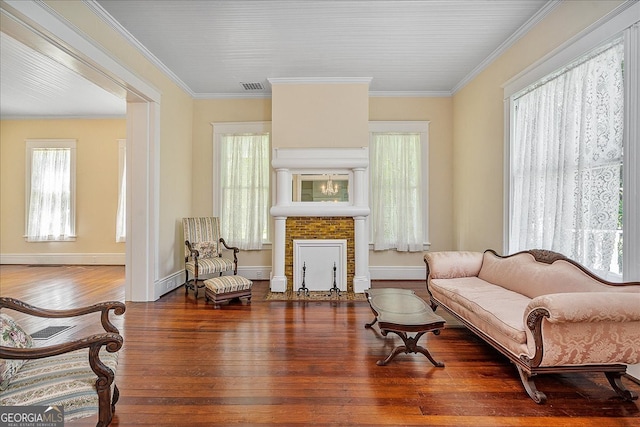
<box><xmin>430</xmin><ymin>277</ymin><xmax>531</xmax><ymax>346</ymax></box>
<box><xmin>477</xmin><ymin>251</ymin><xmax>634</xmax><ymax>299</ymax></box>
<box><xmin>204</xmin><ymin>275</ymin><xmax>253</xmax><ymax>294</ymax></box>
<box><xmin>0</xmin><ymin>348</ymin><xmax>118</xmax><ymax>421</ymax></box>
<box><xmin>0</xmin><ymin>313</ymin><xmax>34</xmax><ymax>390</ymax></box>
<box><xmin>425</xmin><ymin>251</ymin><xmax>483</xmax><ymax>279</ymax></box>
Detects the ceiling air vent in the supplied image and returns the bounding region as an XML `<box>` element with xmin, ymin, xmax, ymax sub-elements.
<box><xmin>240</xmin><ymin>82</ymin><xmax>264</xmax><ymax>91</ymax></box>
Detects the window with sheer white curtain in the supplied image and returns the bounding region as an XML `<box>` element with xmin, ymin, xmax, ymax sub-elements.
<box><xmin>115</xmin><ymin>139</ymin><xmax>126</xmax><ymax>243</ymax></box>
<box><xmin>369</xmin><ymin>122</ymin><xmax>429</xmax><ymax>252</ymax></box>
<box><xmin>509</xmin><ymin>34</ymin><xmax>632</xmax><ymax>280</ymax></box>
<box><xmin>213</xmin><ymin>122</ymin><xmax>270</xmax><ymax>250</ymax></box>
<box><xmin>25</xmin><ymin>139</ymin><xmax>76</xmax><ymax>242</ymax></box>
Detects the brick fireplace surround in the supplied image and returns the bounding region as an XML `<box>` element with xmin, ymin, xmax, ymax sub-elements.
<box><xmin>285</xmin><ymin>217</ymin><xmax>355</xmax><ymax>293</ymax></box>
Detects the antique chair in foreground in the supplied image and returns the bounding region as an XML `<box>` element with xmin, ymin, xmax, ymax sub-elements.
<box><xmin>0</xmin><ymin>297</ymin><xmax>125</xmax><ymax>427</ymax></box>
<box><xmin>183</xmin><ymin>217</ymin><xmax>240</xmax><ymax>298</ymax></box>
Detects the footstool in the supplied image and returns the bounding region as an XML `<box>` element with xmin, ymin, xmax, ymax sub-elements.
<box><xmin>203</xmin><ymin>275</ymin><xmax>252</xmax><ymax>308</ymax></box>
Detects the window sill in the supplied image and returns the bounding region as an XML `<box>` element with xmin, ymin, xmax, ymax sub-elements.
<box><xmin>24</xmin><ymin>236</ymin><xmax>77</xmax><ymax>242</ymax></box>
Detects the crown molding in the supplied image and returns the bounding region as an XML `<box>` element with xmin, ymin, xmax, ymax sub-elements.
<box><xmin>193</xmin><ymin>92</ymin><xmax>272</xmax><ymax>100</ymax></box>
<box><xmin>193</xmin><ymin>90</ymin><xmax>452</xmax><ymax>100</ymax></box>
<box><xmin>83</xmin><ymin>0</ymin><xmax>195</xmax><ymax>98</ymax></box>
<box><xmin>268</xmin><ymin>77</ymin><xmax>372</xmax><ymax>85</ymax></box>
<box><xmin>369</xmin><ymin>90</ymin><xmax>452</xmax><ymax>98</ymax></box>
<box><xmin>451</xmin><ymin>0</ymin><xmax>562</xmax><ymax>95</ymax></box>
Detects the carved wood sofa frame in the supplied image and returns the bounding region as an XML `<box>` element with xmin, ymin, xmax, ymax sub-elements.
<box><xmin>425</xmin><ymin>249</ymin><xmax>640</xmax><ymax>404</ymax></box>
<box><xmin>0</xmin><ymin>297</ymin><xmax>125</xmax><ymax>427</ymax></box>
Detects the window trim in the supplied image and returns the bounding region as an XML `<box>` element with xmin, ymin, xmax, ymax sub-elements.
<box><xmin>24</xmin><ymin>138</ymin><xmax>77</xmax><ymax>242</ymax></box>
<box><xmin>368</xmin><ymin>121</ymin><xmax>430</xmax><ymax>250</ymax></box>
<box><xmin>503</xmin><ymin>3</ymin><xmax>640</xmax><ymax>280</ymax></box>
<box><xmin>211</xmin><ymin>121</ymin><xmax>272</xmax><ymax>247</ymax></box>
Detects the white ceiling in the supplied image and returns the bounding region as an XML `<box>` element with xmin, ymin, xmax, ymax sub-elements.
<box><xmin>0</xmin><ymin>0</ymin><xmax>552</xmax><ymax>118</ymax></box>
<box><xmin>0</xmin><ymin>32</ymin><xmax>126</xmax><ymax>119</ymax></box>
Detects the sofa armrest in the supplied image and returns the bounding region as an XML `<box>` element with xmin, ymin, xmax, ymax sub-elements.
<box><xmin>522</xmin><ymin>292</ymin><xmax>640</xmax><ymax>367</ymax></box>
<box><xmin>1</xmin><ymin>297</ymin><xmax>125</xmax><ymax>334</ymax></box>
<box><xmin>526</xmin><ymin>292</ymin><xmax>640</xmax><ymax>323</ymax></box>
<box><xmin>424</xmin><ymin>251</ymin><xmax>484</xmax><ymax>279</ymax></box>
<box><xmin>0</xmin><ymin>333</ymin><xmax>123</xmax><ymax>361</ymax></box>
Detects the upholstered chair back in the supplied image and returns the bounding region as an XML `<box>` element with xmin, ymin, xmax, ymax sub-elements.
<box><xmin>182</xmin><ymin>217</ymin><xmax>222</xmax><ymax>258</ymax></box>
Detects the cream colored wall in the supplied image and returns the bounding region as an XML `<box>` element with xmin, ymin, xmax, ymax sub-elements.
<box><xmin>0</xmin><ymin>119</ymin><xmax>126</xmax><ymax>256</ymax></box>
<box><xmin>46</xmin><ymin>1</ymin><xmax>194</xmax><ymax>279</ymax></box>
<box><xmin>20</xmin><ymin>0</ymin><xmax>616</xmax><ymax>278</ymax></box>
<box><xmin>369</xmin><ymin>96</ymin><xmax>455</xmax><ymax>267</ymax></box>
<box><xmin>452</xmin><ymin>0</ymin><xmax>625</xmax><ymax>252</ymax></box>
<box><xmin>271</xmin><ymin>83</ymin><xmax>369</xmax><ymax>148</ymax></box>
<box><xmin>192</xmin><ymin>98</ymin><xmax>273</xmax><ymax>267</ymax></box>
<box><xmin>190</xmin><ymin>96</ymin><xmax>453</xmax><ymax>270</ymax></box>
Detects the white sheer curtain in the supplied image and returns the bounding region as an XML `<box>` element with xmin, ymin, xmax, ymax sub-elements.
<box><xmin>115</xmin><ymin>146</ymin><xmax>126</xmax><ymax>243</ymax></box>
<box><xmin>370</xmin><ymin>133</ymin><xmax>423</xmax><ymax>252</ymax></box>
<box><xmin>220</xmin><ymin>133</ymin><xmax>269</xmax><ymax>250</ymax></box>
<box><xmin>510</xmin><ymin>39</ymin><xmax>624</xmax><ymax>275</ymax></box>
<box><xmin>27</xmin><ymin>148</ymin><xmax>72</xmax><ymax>241</ymax></box>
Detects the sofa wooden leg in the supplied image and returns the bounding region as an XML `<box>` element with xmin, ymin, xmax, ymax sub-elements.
<box><xmin>516</xmin><ymin>366</ymin><xmax>547</xmax><ymax>404</ymax></box>
<box><xmin>605</xmin><ymin>372</ymin><xmax>638</xmax><ymax>401</ymax></box>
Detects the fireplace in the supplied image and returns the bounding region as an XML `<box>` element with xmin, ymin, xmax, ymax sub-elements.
<box><xmin>270</xmin><ymin>147</ymin><xmax>370</xmax><ymax>293</ymax></box>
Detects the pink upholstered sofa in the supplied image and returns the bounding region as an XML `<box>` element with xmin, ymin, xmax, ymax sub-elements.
<box><xmin>424</xmin><ymin>249</ymin><xmax>640</xmax><ymax>404</ymax></box>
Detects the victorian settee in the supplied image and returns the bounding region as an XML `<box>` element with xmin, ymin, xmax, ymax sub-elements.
<box><xmin>424</xmin><ymin>249</ymin><xmax>640</xmax><ymax>403</ymax></box>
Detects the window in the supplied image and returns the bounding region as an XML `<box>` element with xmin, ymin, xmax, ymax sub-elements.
<box><xmin>115</xmin><ymin>139</ymin><xmax>126</xmax><ymax>242</ymax></box>
<box><xmin>212</xmin><ymin>122</ymin><xmax>271</xmax><ymax>250</ymax></box>
<box><xmin>506</xmin><ymin>11</ymin><xmax>639</xmax><ymax>280</ymax></box>
<box><xmin>369</xmin><ymin>122</ymin><xmax>429</xmax><ymax>252</ymax></box>
<box><xmin>25</xmin><ymin>139</ymin><xmax>76</xmax><ymax>242</ymax></box>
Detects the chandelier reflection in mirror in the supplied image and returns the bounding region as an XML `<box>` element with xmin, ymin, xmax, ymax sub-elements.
<box><xmin>321</xmin><ymin>175</ymin><xmax>340</xmax><ymax>196</ymax></box>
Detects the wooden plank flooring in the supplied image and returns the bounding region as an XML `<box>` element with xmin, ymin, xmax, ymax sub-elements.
<box><xmin>1</xmin><ymin>264</ymin><xmax>639</xmax><ymax>426</ymax></box>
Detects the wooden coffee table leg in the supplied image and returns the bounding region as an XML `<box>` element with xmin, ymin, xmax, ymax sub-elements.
<box><xmin>377</xmin><ymin>330</ymin><xmax>445</xmax><ymax>367</ymax></box>
<box><xmin>364</xmin><ymin>316</ymin><xmax>378</xmax><ymax>329</ymax></box>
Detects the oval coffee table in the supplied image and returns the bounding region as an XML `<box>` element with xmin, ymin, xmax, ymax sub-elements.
<box><xmin>365</xmin><ymin>288</ymin><xmax>446</xmax><ymax>367</ymax></box>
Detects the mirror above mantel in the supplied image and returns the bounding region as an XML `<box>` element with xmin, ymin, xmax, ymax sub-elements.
<box><xmin>292</xmin><ymin>173</ymin><xmax>349</xmax><ymax>202</ymax></box>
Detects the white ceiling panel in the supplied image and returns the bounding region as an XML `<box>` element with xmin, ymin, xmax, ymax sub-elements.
<box><xmin>0</xmin><ymin>0</ymin><xmax>551</xmax><ymax>118</ymax></box>
<box><xmin>0</xmin><ymin>32</ymin><xmax>126</xmax><ymax>119</ymax></box>
<box><xmin>95</xmin><ymin>0</ymin><xmax>550</xmax><ymax>96</ymax></box>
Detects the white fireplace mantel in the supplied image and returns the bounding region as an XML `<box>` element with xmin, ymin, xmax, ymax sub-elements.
<box><xmin>270</xmin><ymin>147</ymin><xmax>370</xmax><ymax>293</ymax></box>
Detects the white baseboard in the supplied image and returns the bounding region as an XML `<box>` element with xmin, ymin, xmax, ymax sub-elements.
<box><xmin>238</xmin><ymin>266</ymin><xmax>424</xmax><ymax>281</ymax></box>
<box><xmin>0</xmin><ymin>253</ymin><xmax>125</xmax><ymax>265</ymax></box>
<box><xmin>236</xmin><ymin>266</ymin><xmax>425</xmax><ymax>281</ymax></box>
<box><xmin>237</xmin><ymin>266</ymin><xmax>272</xmax><ymax>280</ymax></box>
<box><xmin>154</xmin><ymin>267</ymin><xmax>272</xmax><ymax>300</ymax></box>
<box><xmin>627</xmin><ymin>363</ymin><xmax>640</xmax><ymax>382</ymax></box>
<box><xmin>369</xmin><ymin>266</ymin><xmax>425</xmax><ymax>281</ymax></box>
<box><xmin>155</xmin><ymin>270</ymin><xmax>185</xmax><ymax>299</ymax></box>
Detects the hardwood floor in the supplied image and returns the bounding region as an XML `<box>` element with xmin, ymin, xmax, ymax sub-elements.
<box><xmin>1</xmin><ymin>264</ymin><xmax>639</xmax><ymax>426</ymax></box>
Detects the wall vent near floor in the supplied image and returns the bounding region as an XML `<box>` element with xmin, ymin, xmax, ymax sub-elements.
<box><xmin>31</xmin><ymin>325</ymin><xmax>74</xmax><ymax>340</ymax></box>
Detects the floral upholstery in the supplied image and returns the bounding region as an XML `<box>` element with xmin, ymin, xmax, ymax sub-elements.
<box><xmin>183</xmin><ymin>218</ymin><xmax>222</xmax><ymax>258</ymax></box>
<box><xmin>424</xmin><ymin>251</ymin><xmax>483</xmax><ymax>279</ymax></box>
<box><xmin>183</xmin><ymin>217</ymin><xmax>239</xmax><ymax>297</ymax></box>
<box><xmin>477</xmin><ymin>250</ymin><xmax>636</xmax><ymax>299</ymax></box>
<box><xmin>1</xmin><ymin>297</ymin><xmax>124</xmax><ymax>425</ymax></box>
<box><xmin>0</xmin><ymin>314</ymin><xmax>34</xmax><ymax>390</ymax></box>
<box><xmin>526</xmin><ymin>292</ymin><xmax>640</xmax><ymax>366</ymax></box>
<box><xmin>0</xmin><ymin>348</ymin><xmax>119</xmax><ymax>421</ymax></box>
<box><xmin>425</xmin><ymin>249</ymin><xmax>640</xmax><ymax>402</ymax></box>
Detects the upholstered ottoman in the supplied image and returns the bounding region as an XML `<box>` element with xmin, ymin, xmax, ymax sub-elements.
<box><xmin>203</xmin><ymin>275</ymin><xmax>252</xmax><ymax>308</ymax></box>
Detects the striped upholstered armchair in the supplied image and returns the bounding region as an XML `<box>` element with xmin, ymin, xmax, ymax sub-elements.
<box><xmin>182</xmin><ymin>217</ymin><xmax>239</xmax><ymax>298</ymax></box>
